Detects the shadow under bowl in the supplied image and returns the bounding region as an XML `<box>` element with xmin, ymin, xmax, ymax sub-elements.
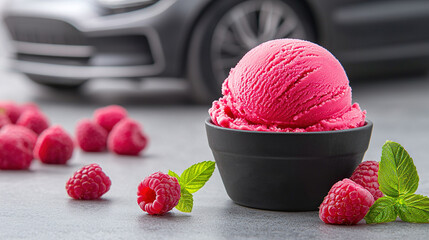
<box><xmin>205</xmin><ymin>118</ymin><xmax>373</xmax><ymax>211</ymax></box>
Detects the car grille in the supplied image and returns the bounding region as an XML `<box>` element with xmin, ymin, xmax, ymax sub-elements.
<box><xmin>4</xmin><ymin>16</ymin><xmax>89</xmax><ymax>45</ymax></box>
<box><xmin>17</xmin><ymin>54</ymin><xmax>90</xmax><ymax>66</ymax></box>
<box><xmin>4</xmin><ymin>16</ymin><xmax>155</xmax><ymax>72</ymax></box>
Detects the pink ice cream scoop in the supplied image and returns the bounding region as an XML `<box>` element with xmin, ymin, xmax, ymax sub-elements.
<box><xmin>209</xmin><ymin>39</ymin><xmax>366</xmax><ymax>132</ymax></box>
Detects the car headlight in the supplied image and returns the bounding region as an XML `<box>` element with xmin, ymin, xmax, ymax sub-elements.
<box><xmin>96</xmin><ymin>0</ymin><xmax>158</xmax><ymax>9</ymax></box>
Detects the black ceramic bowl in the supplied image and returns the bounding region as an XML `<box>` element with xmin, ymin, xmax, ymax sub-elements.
<box><xmin>205</xmin><ymin>118</ymin><xmax>373</xmax><ymax>211</ymax></box>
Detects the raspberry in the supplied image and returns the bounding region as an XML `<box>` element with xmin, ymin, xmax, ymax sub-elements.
<box><xmin>0</xmin><ymin>125</ymin><xmax>38</xmax><ymax>150</ymax></box>
<box><xmin>0</xmin><ymin>112</ymin><xmax>11</xmax><ymax>129</ymax></box>
<box><xmin>34</xmin><ymin>125</ymin><xmax>74</xmax><ymax>164</ymax></box>
<box><xmin>75</xmin><ymin>119</ymin><xmax>108</xmax><ymax>152</ymax></box>
<box><xmin>94</xmin><ymin>105</ymin><xmax>128</xmax><ymax>132</ymax></box>
<box><xmin>16</xmin><ymin>110</ymin><xmax>50</xmax><ymax>135</ymax></box>
<box><xmin>350</xmin><ymin>161</ymin><xmax>383</xmax><ymax>200</ymax></box>
<box><xmin>0</xmin><ymin>126</ymin><xmax>36</xmax><ymax>170</ymax></box>
<box><xmin>107</xmin><ymin>118</ymin><xmax>148</xmax><ymax>155</ymax></box>
<box><xmin>66</xmin><ymin>163</ymin><xmax>111</xmax><ymax>200</ymax></box>
<box><xmin>137</xmin><ymin>172</ymin><xmax>181</xmax><ymax>215</ymax></box>
<box><xmin>21</xmin><ymin>102</ymin><xmax>40</xmax><ymax>113</ymax></box>
<box><xmin>319</xmin><ymin>179</ymin><xmax>374</xmax><ymax>225</ymax></box>
<box><xmin>0</xmin><ymin>101</ymin><xmax>21</xmax><ymax>123</ymax></box>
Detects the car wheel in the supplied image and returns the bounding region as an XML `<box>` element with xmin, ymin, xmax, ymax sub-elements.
<box><xmin>187</xmin><ymin>0</ymin><xmax>315</xmax><ymax>103</ymax></box>
<box><xmin>26</xmin><ymin>74</ymin><xmax>87</xmax><ymax>90</ymax></box>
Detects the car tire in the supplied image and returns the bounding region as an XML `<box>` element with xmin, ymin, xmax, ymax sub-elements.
<box><xmin>26</xmin><ymin>74</ymin><xmax>87</xmax><ymax>90</ymax></box>
<box><xmin>187</xmin><ymin>0</ymin><xmax>315</xmax><ymax>104</ymax></box>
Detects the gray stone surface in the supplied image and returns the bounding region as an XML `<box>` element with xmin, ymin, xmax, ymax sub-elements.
<box><xmin>1</xmin><ymin>20</ymin><xmax>429</xmax><ymax>240</ymax></box>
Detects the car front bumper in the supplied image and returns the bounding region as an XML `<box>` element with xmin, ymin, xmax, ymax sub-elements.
<box><xmin>2</xmin><ymin>0</ymin><xmax>182</xmax><ymax>80</ymax></box>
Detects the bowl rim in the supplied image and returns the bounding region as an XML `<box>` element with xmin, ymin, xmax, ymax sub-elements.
<box><xmin>205</xmin><ymin>117</ymin><xmax>373</xmax><ymax>135</ymax></box>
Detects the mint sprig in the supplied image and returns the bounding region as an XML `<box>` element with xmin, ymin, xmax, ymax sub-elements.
<box><xmin>168</xmin><ymin>161</ymin><xmax>215</xmax><ymax>213</ymax></box>
<box><xmin>365</xmin><ymin>141</ymin><xmax>429</xmax><ymax>224</ymax></box>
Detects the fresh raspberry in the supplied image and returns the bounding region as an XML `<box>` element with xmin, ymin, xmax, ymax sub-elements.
<box><xmin>0</xmin><ymin>112</ymin><xmax>11</xmax><ymax>129</ymax></box>
<box><xmin>350</xmin><ymin>161</ymin><xmax>383</xmax><ymax>200</ymax></box>
<box><xmin>107</xmin><ymin>118</ymin><xmax>148</xmax><ymax>156</ymax></box>
<box><xmin>137</xmin><ymin>172</ymin><xmax>181</xmax><ymax>215</ymax></box>
<box><xmin>66</xmin><ymin>163</ymin><xmax>111</xmax><ymax>200</ymax></box>
<box><xmin>319</xmin><ymin>179</ymin><xmax>374</xmax><ymax>225</ymax></box>
<box><xmin>16</xmin><ymin>110</ymin><xmax>50</xmax><ymax>135</ymax></box>
<box><xmin>0</xmin><ymin>101</ymin><xmax>22</xmax><ymax>123</ymax></box>
<box><xmin>94</xmin><ymin>105</ymin><xmax>128</xmax><ymax>132</ymax></box>
<box><xmin>34</xmin><ymin>125</ymin><xmax>74</xmax><ymax>164</ymax></box>
<box><xmin>0</xmin><ymin>125</ymin><xmax>38</xmax><ymax>150</ymax></box>
<box><xmin>0</xmin><ymin>126</ymin><xmax>35</xmax><ymax>170</ymax></box>
<box><xmin>21</xmin><ymin>102</ymin><xmax>40</xmax><ymax>113</ymax></box>
<box><xmin>75</xmin><ymin>119</ymin><xmax>108</xmax><ymax>152</ymax></box>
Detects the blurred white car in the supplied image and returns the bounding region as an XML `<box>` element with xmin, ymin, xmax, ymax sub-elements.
<box><xmin>3</xmin><ymin>0</ymin><xmax>429</xmax><ymax>102</ymax></box>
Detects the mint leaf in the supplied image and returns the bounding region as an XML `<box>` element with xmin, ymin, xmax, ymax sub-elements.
<box><xmin>379</xmin><ymin>141</ymin><xmax>419</xmax><ymax>197</ymax></box>
<box><xmin>175</xmin><ymin>188</ymin><xmax>193</xmax><ymax>213</ymax></box>
<box><xmin>365</xmin><ymin>196</ymin><xmax>398</xmax><ymax>224</ymax></box>
<box><xmin>180</xmin><ymin>161</ymin><xmax>215</xmax><ymax>194</ymax></box>
<box><xmin>168</xmin><ymin>170</ymin><xmax>181</xmax><ymax>182</ymax></box>
<box><xmin>397</xmin><ymin>194</ymin><xmax>429</xmax><ymax>223</ymax></box>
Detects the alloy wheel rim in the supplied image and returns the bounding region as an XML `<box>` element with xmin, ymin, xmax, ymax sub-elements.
<box><xmin>210</xmin><ymin>0</ymin><xmax>308</xmax><ymax>85</ymax></box>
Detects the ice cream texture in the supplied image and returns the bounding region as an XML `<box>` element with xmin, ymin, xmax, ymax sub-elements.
<box><xmin>209</xmin><ymin>39</ymin><xmax>366</xmax><ymax>132</ymax></box>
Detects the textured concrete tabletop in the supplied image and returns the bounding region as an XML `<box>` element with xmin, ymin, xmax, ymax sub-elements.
<box><xmin>1</xmin><ymin>32</ymin><xmax>429</xmax><ymax>240</ymax></box>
